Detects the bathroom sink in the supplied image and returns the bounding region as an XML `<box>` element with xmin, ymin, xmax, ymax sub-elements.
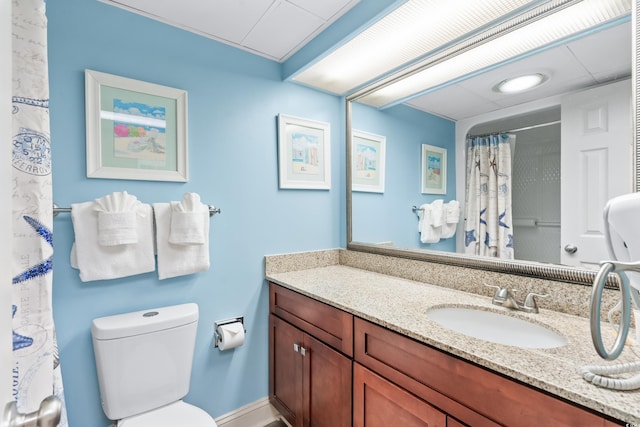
<box><xmin>426</xmin><ymin>306</ymin><xmax>568</xmax><ymax>349</ymax></box>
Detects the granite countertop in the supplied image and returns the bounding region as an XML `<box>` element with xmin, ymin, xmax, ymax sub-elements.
<box><xmin>266</xmin><ymin>264</ymin><xmax>640</xmax><ymax>424</ymax></box>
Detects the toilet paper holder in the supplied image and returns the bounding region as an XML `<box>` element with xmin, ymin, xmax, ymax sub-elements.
<box><xmin>214</xmin><ymin>317</ymin><xmax>245</xmax><ymax>348</ymax></box>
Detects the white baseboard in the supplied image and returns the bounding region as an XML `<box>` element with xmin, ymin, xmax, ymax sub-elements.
<box><xmin>214</xmin><ymin>397</ymin><xmax>282</xmax><ymax>427</ymax></box>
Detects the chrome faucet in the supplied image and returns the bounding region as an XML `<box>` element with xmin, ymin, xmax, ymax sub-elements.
<box><xmin>484</xmin><ymin>284</ymin><xmax>548</xmax><ymax>313</ymax></box>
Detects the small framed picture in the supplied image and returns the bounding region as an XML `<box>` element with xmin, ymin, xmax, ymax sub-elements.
<box><xmin>277</xmin><ymin>114</ymin><xmax>331</xmax><ymax>190</ymax></box>
<box><xmin>352</xmin><ymin>130</ymin><xmax>386</xmax><ymax>193</ymax></box>
<box><xmin>85</xmin><ymin>69</ymin><xmax>188</xmax><ymax>182</ymax></box>
<box><xmin>421</xmin><ymin>144</ymin><xmax>446</xmax><ymax>194</ymax></box>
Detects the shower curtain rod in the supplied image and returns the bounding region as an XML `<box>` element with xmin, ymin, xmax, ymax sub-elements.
<box><xmin>467</xmin><ymin>119</ymin><xmax>561</xmax><ymax>138</ymax></box>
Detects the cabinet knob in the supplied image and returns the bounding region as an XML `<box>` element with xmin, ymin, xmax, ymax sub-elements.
<box><xmin>300</xmin><ymin>347</ymin><xmax>307</xmax><ymax>356</ymax></box>
<box><xmin>293</xmin><ymin>343</ymin><xmax>300</xmax><ymax>353</ymax></box>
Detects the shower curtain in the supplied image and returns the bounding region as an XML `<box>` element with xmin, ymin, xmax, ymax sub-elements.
<box><xmin>464</xmin><ymin>133</ymin><xmax>515</xmax><ymax>259</ymax></box>
<box><xmin>11</xmin><ymin>1</ymin><xmax>67</xmax><ymax>424</ymax></box>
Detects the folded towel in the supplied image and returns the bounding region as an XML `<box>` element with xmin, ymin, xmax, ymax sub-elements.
<box><xmin>94</xmin><ymin>191</ymin><xmax>140</xmax><ymax>246</ymax></box>
<box><xmin>169</xmin><ymin>193</ymin><xmax>208</xmax><ymax>245</ymax></box>
<box><xmin>430</xmin><ymin>199</ymin><xmax>444</xmax><ymax>227</ymax></box>
<box><xmin>70</xmin><ymin>199</ymin><xmax>155</xmax><ymax>282</ymax></box>
<box><xmin>441</xmin><ymin>200</ymin><xmax>460</xmax><ymax>239</ymax></box>
<box><xmin>418</xmin><ymin>202</ymin><xmax>441</xmax><ymax>243</ymax></box>
<box><xmin>154</xmin><ymin>202</ymin><xmax>210</xmax><ymax>280</ymax></box>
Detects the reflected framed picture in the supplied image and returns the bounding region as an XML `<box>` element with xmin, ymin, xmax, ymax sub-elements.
<box><xmin>421</xmin><ymin>144</ymin><xmax>446</xmax><ymax>194</ymax></box>
<box><xmin>352</xmin><ymin>130</ymin><xmax>386</xmax><ymax>193</ymax></box>
<box><xmin>85</xmin><ymin>69</ymin><xmax>188</xmax><ymax>182</ymax></box>
<box><xmin>277</xmin><ymin>114</ymin><xmax>331</xmax><ymax>190</ymax></box>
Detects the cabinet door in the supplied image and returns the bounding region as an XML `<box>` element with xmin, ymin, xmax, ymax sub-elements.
<box><xmin>354</xmin><ymin>363</ymin><xmax>447</xmax><ymax>427</ymax></box>
<box><xmin>304</xmin><ymin>334</ymin><xmax>352</xmax><ymax>427</ymax></box>
<box><xmin>270</xmin><ymin>314</ymin><xmax>304</xmax><ymax>427</ymax></box>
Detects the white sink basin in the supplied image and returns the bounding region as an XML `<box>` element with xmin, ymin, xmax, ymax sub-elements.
<box><xmin>427</xmin><ymin>306</ymin><xmax>567</xmax><ymax>349</ymax></box>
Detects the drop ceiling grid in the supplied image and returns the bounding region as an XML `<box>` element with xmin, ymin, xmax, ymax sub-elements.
<box><xmin>101</xmin><ymin>0</ymin><xmax>360</xmax><ymax>62</ymax></box>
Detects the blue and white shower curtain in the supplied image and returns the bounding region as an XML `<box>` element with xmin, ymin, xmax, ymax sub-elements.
<box><xmin>464</xmin><ymin>134</ymin><xmax>514</xmax><ymax>259</ymax></box>
<box><xmin>11</xmin><ymin>1</ymin><xmax>67</xmax><ymax>424</ymax></box>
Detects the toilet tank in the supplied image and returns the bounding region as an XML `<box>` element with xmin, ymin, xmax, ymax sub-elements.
<box><xmin>91</xmin><ymin>303</ymin><xmax>199</xmax><ymax>420</ymax></box>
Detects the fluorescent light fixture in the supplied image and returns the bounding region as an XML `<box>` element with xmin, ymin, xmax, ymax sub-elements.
<box><xmin>495</xmin><ymin>73</ymin><xmax>547</xmax><ymax>93</ymax></box>
<box><xmin>291</xmin><ymin>0</ymin><xmax>542</xmax><ymax>94</ymax></box>
<box><xmin>358</xmin><ymin>0</ymin><xmax>630</xmax><ymax>107</ymax></box>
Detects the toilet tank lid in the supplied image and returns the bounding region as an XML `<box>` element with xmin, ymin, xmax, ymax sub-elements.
<box><xmin>92</xmin><ymin>303</ymin><xmax>199</xmax><ymax>340</ymax></box>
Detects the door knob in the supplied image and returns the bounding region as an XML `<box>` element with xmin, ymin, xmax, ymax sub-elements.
<box><xmin>564</xmin><ymin>244</ymin><xmax>578</xmax><ymax>254</ymax></box>
<box><xmin>2</xmin><ymin>395</ymin><xmax>61</xmax><ymax>427</ymax></box>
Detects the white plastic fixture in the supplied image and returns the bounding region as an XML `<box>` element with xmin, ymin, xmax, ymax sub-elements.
<box><xmin>358</xmin><ymin>0</ymin><xmax>630</xmax><ymax>107</ymax></box>
<box><xmin>495</xmin><ymin>73</ymin><xmax>547</xmax><ymax>93</ymax></box>
<box><xmin>292</xmin><ymin>0</ymin><xmax>631</xmax><ymax>104</ymax></box>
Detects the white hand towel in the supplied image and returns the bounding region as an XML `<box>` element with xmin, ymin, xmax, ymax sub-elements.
<box><xmin>70</xmin><ymin>200</ymin><xmax>155</xmax><ymax>282</ymax></box>
<box><xmin>430</xmin><ymin>199</ymin><xmax>444</xmax><ymax>227</ymax></box>
<box><xmin>441</xmin><ymin>200</ymin><xmax>460</xmax><ymax>239</ymax></box>
<box><xmin>419</xmin><ymin>202</ymin><xmax>441</xmax><ymax>244</ymax></box>
<box><xmin>94</xmin><ymin>191</ymin><xmax>140</xmax><ymax>246</ymax></box>
<box><xmin>169</xmin><ymin>193</ymin><xmax>208</xmax><ymax>245</ymax></box>
<box><xmin>154</xmin><ymin>202</ymin><xmax>210</xmax><ymax>280</ymax></box>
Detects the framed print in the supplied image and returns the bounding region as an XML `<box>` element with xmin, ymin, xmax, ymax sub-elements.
<box><xmin>352</xmin><ymin>130</ymin><xmax>386</xmax><ymax>193</ymax></box>
<box><xmin>85</xmin><ymin>69</ymin><xmax>188</xmax><ymax>182</ymax></box>
<box><xmin>277</xmin><ymin>114</ymin><xmax>331</xmax><ymax>190</ymax></box>
<box><xmin>421</xmin><ymin>144</ymin><xmax>446</xmax><ymax>194</ymax></box>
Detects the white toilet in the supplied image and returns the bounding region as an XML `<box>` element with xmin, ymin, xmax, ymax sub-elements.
<box><xmin>91</xmin><ymin>303</ymin><xmax>217</xmax><ymax>427</ymax></box>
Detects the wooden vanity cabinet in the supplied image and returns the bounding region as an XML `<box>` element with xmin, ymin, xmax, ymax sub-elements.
<box><xmin>269</xmin><ymin>282</ymin><xmax>624</xmax><ymax>426</ymax></box>
<box><xmin>354</xmin><ymin>317</ymin><xmax>621</xmax><ymax>427</ymax></box>
<box><xmin>269</xmin><ymin>283</ymin><xmax>353</xmax><ymax>427</ymax></box>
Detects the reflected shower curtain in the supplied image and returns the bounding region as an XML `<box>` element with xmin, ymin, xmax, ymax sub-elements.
<box><xmin>11</xmin><ymin>1</ymin><xmax>68</xmax><ymax>424</ymax></box>
<box><xmin>464</xmin><ymin>134</ymin><xmax>514</xmax><ymax>259</ymax></box>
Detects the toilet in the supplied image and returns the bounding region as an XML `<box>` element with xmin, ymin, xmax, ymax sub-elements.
<box><xmin>91</xmin><ymin>303</ymin><xmax>217</xmax><ymax>427</ymax></box>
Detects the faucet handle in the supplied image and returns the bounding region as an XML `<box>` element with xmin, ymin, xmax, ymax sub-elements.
<box><xmin>484</xmin><ymin>283</ymin><xmax>507</xmax><ymax>301</ymax></box>
<box><xmin>523</xmin><ymin>292</ymin><xmax>548</xmax><ymax>313</ymax></box>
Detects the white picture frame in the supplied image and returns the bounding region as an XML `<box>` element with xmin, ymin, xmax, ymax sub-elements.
<box><xmin>352</xmin><ymin>130</ymin><xmax>386</xmax><ymax>193</ymax></box>
<box><xmin>85</xmin><ymin>69</ymin><xmax>189</xmax><ymax>182</ymax></box>
<box><xmin>277</xmin><ymin>114</ymin><xmax>331</xmax><ymax>190</ymax></box>
<box><xmin>421</xmin><ymin>144</ymin><xmax>447</xmax><ymax>194</ymax></box>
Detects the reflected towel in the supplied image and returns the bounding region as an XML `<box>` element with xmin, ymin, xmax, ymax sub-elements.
<box><xmin>154</xmin><ymin>202</ymin><xmax>210</xmax><ymax>280</ymax></box>
<box><xmin>441</xmin><ymin>200</ymin><xmax>460</xmax><ymax>239</ymax></box>
<box><xmin>418</xmin><ymin>202</ymin><xmax>441</xmax><ymax>244</ymax></box>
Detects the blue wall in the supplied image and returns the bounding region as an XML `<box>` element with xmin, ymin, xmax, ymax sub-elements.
<box><xmin>351</xmin><ymin>102</ymin><xmax>456</xmax><ymax>250</ymax></box>
<box><xmin>47</xmin><ymin>1</ymin><xmax>455</xmax><ymax>425</ymax></box>
<box><xmin>47</xmin><ymin>2</ymin><xmax>344</xmax><ymax>425</ymax></box>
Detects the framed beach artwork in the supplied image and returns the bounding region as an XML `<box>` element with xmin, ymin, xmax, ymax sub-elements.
<box><xmin>352</xmin><ymin>130</ymin><xmax>386</xmax><ymax>193</ymax></box>
<box><xmin>421</xmin><ymin>144</ymin><xmax>446</xmax><ymax>194</ymax></box>
<box><xmin>85</xmin><ymin>69</ymin><xmax>188</xmax><ymax>182</ymax></box>
<box><xmin>277</xmin><ymin>114</ymin><xmax>331</xmax><ymax>190</ymax></box>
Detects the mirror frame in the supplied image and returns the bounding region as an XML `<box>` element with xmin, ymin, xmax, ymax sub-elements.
<box><xmin>346</xmin><ymin>2</ymin><xmax>639</xmax><ymax>286</ymax></box>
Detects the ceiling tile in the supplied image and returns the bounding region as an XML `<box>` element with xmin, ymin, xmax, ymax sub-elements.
<box><xmin>106</xmin><ymin>0</ymin><xmax>274</xmax><ymax>44</ymax></box>
<box><xmin>407</xmin><ymin>85</ymin><xmax>503</xmax><ymax>121</ymax></box>
<box><xmin>289</xmin><ymin>0</ymin><xmax>358</xmax><ymax>20</ymax></box>
<box><xmin>242</xmin><ymin>1</ymin><xmax>325</xmax><ymax>60</ymax></box>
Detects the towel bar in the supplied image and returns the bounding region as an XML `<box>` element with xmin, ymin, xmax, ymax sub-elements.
<box><xmin>52</xmin><ymin>203</ymin><xmax>221</xmax><ymax>217</ymax></box>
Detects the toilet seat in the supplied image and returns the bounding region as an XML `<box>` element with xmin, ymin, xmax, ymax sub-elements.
<box><xmin>118</xmin><ymin>400</ymin><xmax>217</xmax><ymax>427</ymax></box>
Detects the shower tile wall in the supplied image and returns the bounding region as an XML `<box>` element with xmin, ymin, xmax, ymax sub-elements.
<box><xmin>511</xmin><ymin>124</ymin><xmax>561</xmax><ymax>263</ymax></box>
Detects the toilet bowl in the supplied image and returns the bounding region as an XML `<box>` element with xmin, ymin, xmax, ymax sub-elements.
<box><xmin>91</xmin><ymin>303</ymin><xmax>217</xmax><ymax>426</ymax></box>
<box><xmin>118</xmin><ymin>401</ymin><xmax>216</xmax><ymax>427</ymax></box>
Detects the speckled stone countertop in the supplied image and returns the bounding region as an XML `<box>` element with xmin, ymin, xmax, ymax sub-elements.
<box><xmin>265</xmin><ymin>250</ymin><xmax>640</xmax><ymax>424</ymax></box>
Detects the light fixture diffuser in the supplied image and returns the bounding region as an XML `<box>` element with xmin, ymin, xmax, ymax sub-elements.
<box><xmin>291</xmin><ymin>0</ymin><xmax>543</xmax><ymax>94</ymax></box>
<box><xmin>358</xmin><ymin>0</ymin><xmax>630</xmax><ymax>108</ymax></box>
<box><xmin>495</xmin><ymin>73</ymin><xmax>547</xmax><ymax>93</ymax></box>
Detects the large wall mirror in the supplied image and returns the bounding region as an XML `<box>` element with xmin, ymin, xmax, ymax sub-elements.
<box><xmin>346</xmin><ymin>1</ymin><xmax>638</xmax><ymax>286</ymax></box>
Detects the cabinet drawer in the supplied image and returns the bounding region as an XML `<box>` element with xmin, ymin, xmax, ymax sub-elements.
<box><xmin>354</xmin><ymin>317</ymin><xmax>613</xmax><ymax>427</ymax></box>
<box><xmin>270</xmin><ymin>283</ymin><xmax>353</xmax><ymax>356</ymax></box>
